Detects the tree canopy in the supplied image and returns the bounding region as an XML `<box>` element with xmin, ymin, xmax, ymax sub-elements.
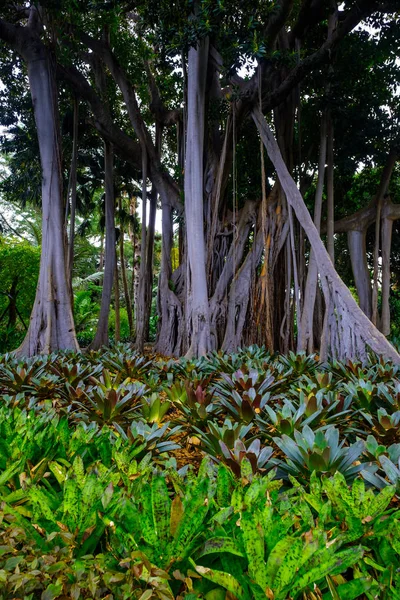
<box><xmin>0</xmin><ymin>0</ymin><xmax>399</xmax><ymax>361</ymax></box>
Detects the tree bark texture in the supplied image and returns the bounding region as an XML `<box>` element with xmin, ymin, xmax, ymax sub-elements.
<box><xmin>67</xmin><ymin>96</ymin><xmax>79</xmax><ymax>291</ymax></box>
<box><xmin>88</xmin><ymin>141</ymin><xmax>116</xmax><ymax>349</ymax></box>
<box><xmin>299</xmin><ymin>111</ymin><xmax>327</xmax><ymax>351</ymax></box>
<box><xmin>17</xmin><ymin>36</ymin><xmax>79</xmax><ymax>356</ymax></box>
<box><xmin>184</xmin><ymin>36</ymin><xmax>212</xmax><ymax>357</ymax></box>
<box><xmin>135</xmin><ymin>149</ymin><xmax>148</xmax><ymax>352</ymax></box>
<box><xmin>252</xmin><ymin>106</ymin><xmax>400</xmax><ymax>364</ymax></box>
<box><xmin>118</xmin><ymin>196</ymin><xmax>134</xmax><ymax>337</ymax></box>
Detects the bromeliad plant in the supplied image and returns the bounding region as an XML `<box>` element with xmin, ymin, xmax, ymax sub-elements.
<box><xmin>141</xmin><ymin>393</ymin><xmax>171</xmax><ymax>424</ymax></box>
<box><xmin>165</xmin><ymin>378</ymin><xmax>219</xmax><ymax>425</ymax></box>
<box><xmin>361</xmin><ymin>442</ymin><xmax>400</xmax><ymax>492</ymax></box>
<box><xmin>214</xmin><ymin>368</ymin><xmax>274</xmax><ymax>424</ymax></box>
<box><xmin>71</xmin><ymin>382</ymin><xmax>146</xmax><ymax>427</ymax></box>
<box><xmin>274</xmin><ymin>425</ymin><xmax>365</xmax><ymax>482</ymax></box>
<box><xmin>219</xmin><ymin>438</ymin><xmax>275</xmax><ymax>478</ymax></box>
<box><xmin>103</xmin><ymin>351</ymin><xmax>154</xmax><ymax>383</ymax></box>
<box><xmin>258</xmin><ymin>392</ymin><xmax>355</xmax><ymax>439</ymax></box>
<box><xmin>121</xmin><ymin>420</ymin><xmax>182</xmax><ymax>459</ymax></box>
<box><xmin>193</xmin><ymin>419</ymin><xmax>253</xmax><ymax>457</ymax></box>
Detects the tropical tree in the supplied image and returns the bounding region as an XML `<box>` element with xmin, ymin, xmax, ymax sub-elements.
<box><xmin>0</xmin><ymin>0</ymin><xmax>399</xmax><ymax>362</ymax></box>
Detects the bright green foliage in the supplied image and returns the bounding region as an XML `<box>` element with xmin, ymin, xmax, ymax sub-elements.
<box><xmin>0</xmin><ymin>237</ymin><xmax>40</xmax><ymax>352</ymax></box>
<box><xmin>274</xmin><ymin>425</ymin><xmax>365</xmax><ymax>482</ymax></box>
<box><xmin>1</xmin><ymin>347</ymin><xmax>400</xmax><ymax>595</ymax></box>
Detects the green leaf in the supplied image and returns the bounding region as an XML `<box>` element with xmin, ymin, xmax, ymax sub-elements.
<box><xmin>216</xmin><ymin>463</ymin><xmax>232</xmax><ymax>507</ymax></box>
<box><xmin>138</xmin><ymin>483</ymin><xmax>157</xmax><ymax>546</ymax></box>
<box><xmin>290</xmin><ymin>546</ymin><xmax>364</xmax><ymax>597</ymax></box>
<box><xmin>264</xmin><ymin>536</ymin><xmax>294</xmax><ymax>589</ymax></box>
<box><xmin>192</xmin><ymin>562</ymin><xmax>248</xmax><ymax>600</ymax></box>
<box><xmin>197</xmin><ymin>537</ymin><xmax>245</xmax><ymax>559</ymax></box>
<box><xmin>41</xmin><ymin>584</ymin><xmax>63</xmax><ymax>600</ymax></box>
<box><xmin>173</xmin><ymin>477</ymin><xmax>211</xmax><ymax>560</ymax></box>
<box><xmin>72</xmin><ymin>455</ymin><xmax>86</xmax><ymax>490</ymax></box>
<box><xmin>152</xmin><ymin>475</ymin><xmax>171</xmax><ymax>545</ymax></box>
<box><xmin>49</xmin><ymin>461</ymin><xmax>66</xmax><ymax>485</ymax></box>
<box><xmin>336</xmin><ymin>577</ymin><xmax>373</xmax><ymax>599</ymax></box>
<box><xmin>240</xmin><ymin>509</ymin><xmax>267</xmax><ymax>590</ymax></box>
<box><xmin>273</xmin><ymin>538</ymin><xmax>307</xmax><ymax>592</ymax></box>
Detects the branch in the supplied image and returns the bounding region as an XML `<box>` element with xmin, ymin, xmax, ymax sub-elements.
<box><xmin>70</xmin><ymin>29</ymin><xmax>182</xmax><ymax>210</ymax></box>
<box><xmin>326</xmin><ymin>152</ymin><xmax>398</xmax><ymax>233</ymax></box>
<box><xmin>0</xmin><ymin>18</ymin><xmax>20</xmax><ymax>47</ymax></box>
<box><xmin>57</xmin><ymin>63</ymin><xmax>142</xmax><ymax>172</ymax></box>
<box><xmin>288</xmin><ymin>0</ymin><xmax>328</xmax><ymax>44</ymax></box>
<box><xmin>263</xmin><ymin>0</ymin><xmax>294</xmax><ymax>49</ymax></box>
<box><xmin>145</xmin><ymin>61</ymin><xmax>182</xmax><ymax>125</ymax></box>
<box><xmin>262</xmin><ymin>0</ymin><xmax>389</xmax><ymax>113</ymax></box>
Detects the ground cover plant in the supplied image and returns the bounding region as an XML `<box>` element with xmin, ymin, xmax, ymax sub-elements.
<box><xmin>1</xmin><ymin>346</ymin><xmax>400</xmax><ymax>598</ymax></box>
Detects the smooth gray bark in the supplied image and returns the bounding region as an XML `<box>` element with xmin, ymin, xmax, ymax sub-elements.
<box><xmin>209</xmin><ymin>200</ymin><xmax>258</xmax><ymax>347</ymax></box>
<box><xmin>88</xmin><ymin>141</ymin><xmax>116</xmax><ymax>349</ymax></box>
<box><xmin>299</xmin><ymin>112</ymin><xmax>327</xmax><ymax>351</ymax></box>
<box><xmin>222</xmin><ymin>228</ymin><xmax>265</xmax><ymax>352</ymax></box>
<box><xmin>155</xmin><ymin>199</ymin><xmax>183</xmax><ymax>356</ymax></box>
<box><xmin>144</xmin><ymin>187</ymin><xmax>157</xmax><ymax>340</ymax></box>
<box><xmin>371</xmin><ymin>152</ymin><xmax>397</xmax><ymax>326</ymax></box>
<box><xmin>135</xmin><ymin>149</ymin><xmax>148</xmax><ymax>352</ymax></box>
<box><xmin>67</xmin><ymin>96</ymin><xmax>79</xmax><ymax>290</ymax></box>
<box><xmin>184</xmin><ymin>36</ymin><xmax>211</xmax><ymax>357</ymax></box>
<box><xmin>118</xmin><ymin>196</ymin><xmax>134</xmax><ymax>337</ymax></box>
<box><xmin>114</xmin><ymin>251</ymin><xmax>121</xmax><ymax>342</ymax></box>
<box><xmin>326</xmin><ymin>114</ymin><xmax>335</xmax><ymax>263</ymax></box>
<box><xmin>14</xmin><ymin>27</ymin><xmax>79</xmax><ymax>355</ymax></box>
<box><xmin>381</xmin><ymin>217</ymin><xmax>393</xmax><ymax>336</ymax></box>
<box><xmin>348</xmin><ymin>230</ymin><xmax>372</xmax><ymax>318</ymax></box>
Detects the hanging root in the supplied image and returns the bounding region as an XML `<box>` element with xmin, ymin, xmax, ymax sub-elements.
<box><xmin>252</xmin><ymin>106</ymin><xmax>400</xmax><ymax>364</ymax></box>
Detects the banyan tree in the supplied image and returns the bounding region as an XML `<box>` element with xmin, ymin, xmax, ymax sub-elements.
<box><xmin>0</xmin><ymin>0</ymin><xmax>399</xmax><ymax>362</ymax></box>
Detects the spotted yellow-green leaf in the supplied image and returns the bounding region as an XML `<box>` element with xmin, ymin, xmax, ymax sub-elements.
<box><xmin>173</xmin><ymin>477</ymin><xmax>211</xmax><ymax>560</ymax></box>
<box><xmin>197</xmin><ymin>536</ymin><xmax>245</xmax><ymax>559</ymax></box>
<box><xmin>49</xmin><ymin>461</ymin><xmax>66</xmax><ymax>485</ymax></box>
<box><xmin>170</xmin><ymin>495</ymin><xmax>184</xmax><ymax>537</ymax></box>
<box><xmin>264</xmin><ymin>535</ymin><xmax>294</xmax><ymax>589</ymax></box>
<box><xmin>216</xmin><ymin>463</ymin><xmax>232</xmax><ymax>507</ymax></box>
<box><xmin>289</xmin><ymin>546</ymin><xmax>364</xmax><ymax>598</ymax></box>
<box><xmin>72</xmin><ymin>455</ymin><xmax>85</xmax><ymax>490</ymax></box>
<box><xmin>240</xmin><ymin>509</ymin><xmax>267</xmax><ymax>590</ymax></box>
<box><xmin>152</xmin><ymin>475</ymin><xmax>171</xmax><ymax>545</ymax></box>
<box><xmin>192</xmin><ymin>562</ymin><xmax>248</xmax><ymax>600</ymax></box>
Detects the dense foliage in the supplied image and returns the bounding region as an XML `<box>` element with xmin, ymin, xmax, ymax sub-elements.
<box><xmin>1</xmin><ymin>345</ymin><xmax>400</xmax><ymax>598</ymax></box>
<box><xmin>0</xmin><ymin>1</ymin><xmax>399</xmax><ymax>360</ymax></box>
<box><xmin>0</xmin><ymin>238</ymin><xmax>40</xmax><ymax>352</ymax></box>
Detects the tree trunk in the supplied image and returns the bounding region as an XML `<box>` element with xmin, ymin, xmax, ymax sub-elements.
<box><xmin>184</xmin><ymin>36</ymin><xmax>211</xmax><ymax>357</ymax></box>
<box><xmin>99</xmin><ymin>231</ymin><xmax>104</xmax><ymax>271</ymax></box>
<box><xmin>347</xmin><ymin>229</ymin><xmax>372</xmax><ymax>318</ymax></box>
<box><xmin>118</xmin><ymin>196</ymin><xmax>134</xmax><ymax>337</ymax></box>
<box><xmin>17</xmin><ymin>43</ymin><xmax>78</xmax><ymax>356</ymax></box>
<box><xmin>155</xmin><ymin>199</ymin><xmax>183</xmax><ymax>356</ymax></box>
<box><xmin>144</xmin><ymin>187</ymin><xmax>157</xmax><ymax>341</ymax></box>
<box><xmin>8</xmin><ymin>279</ymin><xmax>18</xmax><ymax>327</ymax></box>
<box><xmin>128</xmin><ymin>196</ymin><xmax>138</xmax><ymax>309</ymax></box>
<box><xmin>135</xmin><ymin>149</ymin><xmax>148</xmax><ymax>351</ymax></box>
<box><xmin>88</xmin><ymin>140</ymin><xmax>116</xmax><ymax>349</ymax></box>
<box><xmin>381</xmin><ymin>216</ymin><xmax>393</xmax><ymax>336</ymax></box>
<box><xmin>252</xmin><ymin>106</ymin><xmax>400</xmax><ymax>364</ymax></box>
<box><xmin>326</xmin><ymin>113</ymin><xmax>335</xmax><ymax>263</ymax></box>
<box><xmin>222</xmin><ymin>227</ymin><xmax>265</xmax><ymax>352</ymax></box>
<box><xmin>372</xmin><ymin>152</ymin><xmax>397</xmax><ymax>326</ymax></box>
<box><xmin>299</xmin><ymin>111</ymin><xmax>327</xmax><ymax>351</ymax></box>
<box><xmin>209</xmin><ymin>200</ymin><xmax>258</xmax><ymax>347</ymax></box>
<box><xmin>67</xmin><ymin>95</ymin><xmax>79</xmax><ymax>293</ymax></box>
<box><xmin>114</xmin><ymin>250</ymin><xmax>120</xmax><ymax>342</ymax></box>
